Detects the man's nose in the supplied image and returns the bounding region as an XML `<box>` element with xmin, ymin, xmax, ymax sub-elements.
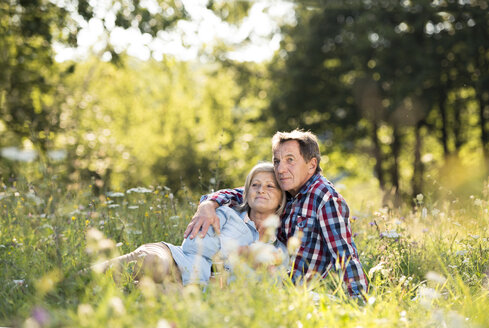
<box><xmin>276</xmin><ymin>161</ymin><xmax>286</xmax><ymax>173</ymax></box>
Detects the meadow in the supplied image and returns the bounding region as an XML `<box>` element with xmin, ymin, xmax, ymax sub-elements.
<box><xmin>1</xmin><ymin>175</ymin><xmax>488</xmax><ymax>328</ymax></box>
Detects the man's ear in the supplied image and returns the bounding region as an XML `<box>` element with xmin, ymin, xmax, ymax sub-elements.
<box><xmin>308</xmin><ymin>158</ymin><xmax>318</xmax><ymax>173</ymax></box>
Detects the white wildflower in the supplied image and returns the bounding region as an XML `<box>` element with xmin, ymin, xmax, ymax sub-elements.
<box><xmin>86</xmin><ymin>228</ymin><xmax>104</xmax><ymax>242</ymax></box>
<box><xmin>77</xmin><ymin>304</ymin><xmax>94</xmax><ymax>317</ymax></box>
<box><xmin>421</xmin><ymin>207</ymin><xmax>428</xmax><ymax>218</ymax></box>
<box><xmin>13</xmin><ymin>279</ymin><xmax>25</xmax><ymax>286</ymax></box>
<box><xmin>474</xmin><ymin>199</ymin><xmax>482</xmax><ymax>206</ymax></box>
<box><xmin>263</xmin><ymin>214</ymin><xmax>280</xmax><ymax>229</ymax></box>
<box><xmin>287</xmin><ymin>235</ymin><xmax>301</xmax><ymax>255</ymax></box>
<box><xmin>249</xmin><ymin>241</ymin><xmax>281</xmax><ymax>265</ymax></box>
<box><xmin>156</xmin><ymin>319</ymin><xmax>172</xmax><ymax>328</ymax></box>
<box><xmin>108</xmin><ymin>204</ymin><xmax>120</xmax><ymax>208</ymax></box>
<box><xmin>426</xmin><ymin>271</ymin><xmax>447</xmax><ymax>284</ymax></box>
<box><xmin>368</xmin><ymin>262</ymin><xmax>385</xmax><ymax>277</ymax></box>
<box><xmin>26</xmin><ymin>192</ymin><xmax>43</xmax><ymax>205</ymax></box>
<box><xmin>416</xmin><ymin>286</ymin><xmax>440</xmax><ymax>302</ymax></box>
<box><xmin>309</xmin><ymin>291</ymin><xmax>321</xmax><ymax>305</ymax></box>
<box><xmin>381</xmin><ymin>230</ymin><xmax>400</xmax><ymax>239</ymax></box>
<box><xmin>86</xmin><ymin>228</ymin><xmax>115</xmax><ymax>255</ymax></box>
<box><xmin>416</xmin><ymin>193</ymin><xmax>424</xmax><ymax>202</ymax></box>
<box><xmin>1</xmin><ymin>147</ymin><xmax>37</xmax><ymax>162</ymax></box>
<box><xmin>469</xmin><ymin>235</ymin><xmax>480</xmax><ymax>239</ymax></box>
<box><xmin>220</xmin><ymin>238</ymin><xmax>240</xmax><ymax>258</ymax></box>
<box><xmin>456</xmin><ymin>250</ymin><xmax>467</xmax><ymax>256</ymax></box>
<box><xmin>106</xmin><ymin>191</ymin><xmax>125</xmax><ymax>198</ymax></box>
<box><xmin>127</xmin><ymin>205</ymin><xmax>139</xmax><ymax>210</ymax></box>
<box><xmin>47</xmin><ymin>149</ymin><xmax>67</xmax><ymax>161</ymax></box>
<box><xmin>126</xmin><ymin>187</ymin><xmax>152</xmax><ymax>194</ymax></box>
<box><xmin>109</xmin><ymin>297</ymin><xmax>125</xmax><ymax>315</ymax></box>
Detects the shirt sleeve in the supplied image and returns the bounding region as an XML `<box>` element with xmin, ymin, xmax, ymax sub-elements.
<box><xmin>200</xmin><ymin>187</ymin><xmax>245</xmax><ymax>208</ymax></box>
<box><xmin>317</xmin><ymin>196</ymin><xmax>368</xmax><ymax>297</ymax></box>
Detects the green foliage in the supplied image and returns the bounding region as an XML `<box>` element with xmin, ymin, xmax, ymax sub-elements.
<box><xmin>53</xmin><ymin>56</ymin><xmax>268</xmax><ymax>192</ymax></box>
<box><xmin>269</xmin><ymin>0</ymin><xmax>489</xmax><ymax>202</ymax></box>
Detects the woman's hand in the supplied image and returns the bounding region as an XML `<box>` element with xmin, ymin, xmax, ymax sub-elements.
<box><xmin>184</xmin><ymin>200</ymin><xmax>220</xmax><ymax>239</ymax></box>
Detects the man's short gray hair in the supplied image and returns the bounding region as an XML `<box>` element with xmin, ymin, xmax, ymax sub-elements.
<box><xmin>272</xmin><ymin>129</ymin><xmax>322</xmax><ymax>174</ymax></box>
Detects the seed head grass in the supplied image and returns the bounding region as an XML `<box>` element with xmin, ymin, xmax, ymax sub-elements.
<box><xmin>1</xmin><ymin>178</ymin><xmax>488</xmax><ymax>327</ymax></box>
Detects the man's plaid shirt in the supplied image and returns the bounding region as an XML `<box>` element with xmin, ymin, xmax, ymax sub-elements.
<box><xmin>202</xmin><ymin>173</ymin><xmax>368</xmax><ymax>296</ymax></box>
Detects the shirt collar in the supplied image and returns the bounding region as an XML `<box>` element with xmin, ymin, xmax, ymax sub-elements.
<box><xmin>243</xmin><ymin>212</ymin><xmax>251</xmax><ymax>223</ymax></box>
<box><xmin>288</xmin><ymin>173</ymin><xmax>321</xmax><ymax>199</ymax></box>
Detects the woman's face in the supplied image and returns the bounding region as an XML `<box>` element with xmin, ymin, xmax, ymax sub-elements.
<box><xmin>247</xmin><ymin>171</ymin><xmax>282</xmax><ymax>214</ymax></box>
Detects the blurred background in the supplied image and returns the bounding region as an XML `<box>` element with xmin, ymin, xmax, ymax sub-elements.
<box><xmin>1</xmin><ymin>0</ymin><xmax>488</xmax><ymax>207</ymax></box>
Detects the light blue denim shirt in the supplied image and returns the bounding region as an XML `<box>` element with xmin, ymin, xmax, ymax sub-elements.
<box><xmin>164</xmin><ymin>206</ymin><xmax>287</xmax><ymax>285</ymax></box>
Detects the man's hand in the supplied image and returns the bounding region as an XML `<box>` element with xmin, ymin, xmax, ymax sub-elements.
<box><xmin>184</xmin><ymin>200</ymin><xmax>220</xmax><ymax>239</ymax></box>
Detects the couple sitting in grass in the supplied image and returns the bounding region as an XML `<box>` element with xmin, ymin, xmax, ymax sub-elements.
<box><xmin>95</xmin><ymin>130</ymin><xmax>368</xmax><ymax>297</ymax></box>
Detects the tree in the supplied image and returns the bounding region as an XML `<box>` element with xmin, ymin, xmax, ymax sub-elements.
<box><xmin>0</xmin><ymin>0</ymin><xmax>188</xmax><ymax>155</ymax></box>
<box><xmin>269</xmin><ymin>0</ymin><xmax>489</xmax><ymax>202</ymax></box>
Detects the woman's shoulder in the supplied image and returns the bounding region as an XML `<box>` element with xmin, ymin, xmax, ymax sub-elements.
<box><xmin>216</xmin><ymin>206</ymin><xmax>246</xmax><ymax>218</ymax></box>
<box><xmin>216</xmin><ymin>206</ymin><xmax>246</xmax><ymax>220</ymax></box>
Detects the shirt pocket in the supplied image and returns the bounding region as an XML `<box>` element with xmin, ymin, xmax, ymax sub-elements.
<box><xmin>296</xmin><ymin>215</ymin><xmax>317</xmax><ymax>243</ymax></box>
<box><xmin>297</xmin><ymin>215</ymin><xmax>315</xmax><ymax>231</ymax></box>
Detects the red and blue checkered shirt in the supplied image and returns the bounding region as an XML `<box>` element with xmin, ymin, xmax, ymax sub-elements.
<box><xmin>202</xmin><ymin>173</ymin><xmax>368</xmax><ymax>296</ymax></box>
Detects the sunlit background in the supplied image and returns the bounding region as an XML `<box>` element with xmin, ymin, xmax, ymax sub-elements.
<box><xmin>2</xmin><ymin>1</ymin><xmax>489</xmax><ymax>326</ymax></box>
<box><xmin>1</xmin><ymin>0</ymin><xmax>488</xmax><ymax>207</ymax></box>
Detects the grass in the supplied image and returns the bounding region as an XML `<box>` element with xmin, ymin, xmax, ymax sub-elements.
<box><xmin>1</xmin><ymin>175</ymin><xmax>488</xmax><ymax>327</ymax></box>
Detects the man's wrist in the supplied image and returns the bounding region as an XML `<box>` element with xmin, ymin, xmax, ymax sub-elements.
<box><xmin>200</xmin><ymin>199</ymin><xmax>219</xmax><ymax>209</ymax></box>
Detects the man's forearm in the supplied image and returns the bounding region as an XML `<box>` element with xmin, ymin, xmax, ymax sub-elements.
<box><xmin>200</xmin><ymin>187</ymin><xmax>245</xmax><ymax>207</ymax></box>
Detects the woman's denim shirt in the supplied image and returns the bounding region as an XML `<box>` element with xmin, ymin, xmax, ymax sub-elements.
<box><xmin>164</xmin><ymin>206</ymin><xmax>287</xmax><ymax>285</ymax></box>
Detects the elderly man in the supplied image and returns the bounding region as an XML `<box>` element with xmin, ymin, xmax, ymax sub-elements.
<box><xmin>185</xmin><ymin>130</ymin><xmax>368</xmax><ymax>297</ymax></box>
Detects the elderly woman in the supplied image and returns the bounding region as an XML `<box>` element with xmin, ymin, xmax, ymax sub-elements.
<box><xmin>93</xmin><ymin>162</ymin><xmax>287</xmax><ymax>285</ymax></box>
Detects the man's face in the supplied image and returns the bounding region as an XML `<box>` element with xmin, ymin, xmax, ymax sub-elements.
<box><xmin>272</xmin><ymin>140</ymin><xmax>317</xmax><ymax>196</ymax></box>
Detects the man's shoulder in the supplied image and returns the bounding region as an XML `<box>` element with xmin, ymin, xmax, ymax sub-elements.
<box><xmin>306</xmin><ymin>175</ymin><xmax>343</xmax><ymax>202</ymax></box>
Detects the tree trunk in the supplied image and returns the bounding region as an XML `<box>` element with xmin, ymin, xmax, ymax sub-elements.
<box><xmin>478</xmin><ymin>92</ymin><xmax>489</xmax><ymax>172</ymax></box>
<box><xmin>453</xmin><ymin>97</ymin><xmax>464</xmax><ymax>156</ymax></box>
<box><xmin>412</xmin><ymin>121</ymin><xmax>425</xmax><ymax>199</ymax></box>
<box><xmin>439</xmin><ymin>88</ymin><xmax>450</xmax><ymax>157</ymax></box>
<box><xmin>372</xmin><ymin>120</ymin><xmax>385</xmax><ymax>190</ymax></box>
<box><xmin>390</xmin><ymin>126</ymin><xmax>401</xmax><ymax>206</ymax></box>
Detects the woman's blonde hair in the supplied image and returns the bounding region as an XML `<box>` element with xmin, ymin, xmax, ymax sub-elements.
<box><xmin>238</xmin><ymin>162</ymin><xmax>286</xmax><ymax>216</ymax></box>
